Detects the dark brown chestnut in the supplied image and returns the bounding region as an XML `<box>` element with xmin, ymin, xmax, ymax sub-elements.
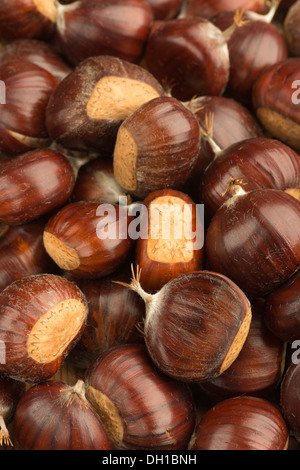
<box><xmin>0</xmin><ymin>375</ymin><xmax>25</xmax><ymax>447</ymax></box>
<box><xmin>264</xmin><ymin>270</ymin><xmax>300</xmax><ymax>342</ymax></box>
<box><xmin>14</xmin><ymin>379</ymin><xmax>111</xmax><ymax>450</ymax></box>
<box><xmin>199</xmin><ymin>299</ymin><xmax>286</xmax><ymax>400</ymax></box>
<box><xmin>55</xmin><ymin>0</ymin><xmax>154</xmax><ymax>66</ymax></box>
<box><xmin>0</xmin><ymin>273</ymin><xmax>88</xmax><ymax>383</ymax></box>
<box><xmin>200</xmin><ymin>137</ymin><xmax>300</xmax><ymax>217</ymax></box>
<box><xmin>181</xmin><ymin>0</ymin><xmax>266</xmax><ymax>19</ymax></box>
<box><xmin>0</xmin><ymin>149</ymin><xmax>76</xmax><ymax>226</ymax></box>
<box><xmin>0</xmin><ymin>220</ymin><xmax>56</xmax><ymax>293</ymax></box>
<box><xmin>211</xmin><ymin>2</ymin><xmax>288</xmax><ymax>105</ymax></box>
<box><xmin>0</xmin><ymin>0</ymin><xmax>57</xmax><ymax>41</ymax></box>
<box><xmin>145</xmin><ymin>12</ymin><xmax>246</xmax><ymax>101</ymax></box>
<box><xmin>252</xmin><ymin>58</ymin><xmax>300</xmax><ymax>151</ymax></box>
<box><xmin>0</xmin><ymin>39</ymin><xmax>72</xmax><ymax>82</ymax></box>
<box><xmin>281</xmin><ymin>362</ymin><xmax>300</xmax><ymax>442</ymax></box>
<box><xmin>43</xmin><ymin>201</ymin><xmax>135</xmax><ymax>279</ymax></box>
<box><xmin>146</xmin><ymin>0</ymin><xmax>182</xmax><ymax>19</ymax></box>
<box><xmin>119</xmin><ymin>267</ymin><xmax>251</xmax><ymax>382</ymax></box>
<box><xmin>84</xmin><ymin>344</ymin><xmax>196</xmax><ymax>450</ymax></box>
<box><xmin>205</xmin><ymin>188</ymin><xmax>300</xmax><ymax>297</ymax></box>
<box><xmin>46</xmin><ymin>55</ymin><xmax>165</xmax><ymax>154</ymax></box>
<box><xmin>67</xmin><ymin>267</ymin><xmax>145</xmax><ymax>369</ymax></box>
<box><xmin>135</xmin><ymin>189</ymin><xmax>204</xmax><ymax>292</ymax></box>
<box><xmin>189</xmin><ymin>396</ymin><xmax>289</xmax><ymax>450</ymax></box>
<box><xmin>113</xmin><ymin>96</ymin><xmax>201</xmax><ymax>199</ymax></box>
<box><xmin>0</xmin><ymin>60</ymin><xmax>59</xmax><ymax>155</ymax></box>
<box><xmin>284</xmin><ymin>0</ymin><xmax>300</xmax><ymax>57</ymax></box>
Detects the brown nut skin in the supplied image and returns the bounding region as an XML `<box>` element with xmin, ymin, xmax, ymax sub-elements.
<box><xmin>0</xmin><ymin>39</ymin><xmax>71</xmax><ymax>82</ymax></box>
<box><xmin>0</xmin><ymin>273</ymin><xmax>88</xmax><ymax>383</ymax></box>
<box><xmin>113</xmin><ymin>96</ymin><xmax>201</xmax><ymax>199</ymax></box>
<box><xmin>84</xmin><ymin>344</ymin><xmax>196</xmax><ymax>450</ymax></box>
<box><xmin>0</xmin><ymin>375</ymin><xmax>25</xmax><ymax>447</ymax></box>
<box><xmin>55</xmin><ymin>0</ymin><xmax>154</xmax><ymax>66</ymax></box>
<box><xmin>252</xmin><ymin>58</ymin><xmax>300</xmax><ymax>151</ymax></box>
<box><xmin>199</xmin><ymin>299</ymin><xmax>286</xmax><ymax>400</ymax></box>
<box><xmin>135</xmin><ymin>189</ymin><xmax>204</xmax><ymax>293</ymax></box>
<box><xmin>182</xmin><ymin>0</ymin><xmax>266</xmax><ymax>19</ymax></box>
<box><xmin>146</xmin><ymin>0</ymin><xmax>182</xmax><ymax>19</ymax></box>
<box><xmin>200</xmin><ymin>137</ymin><xmax>300</xmax><ymax>217</ymax></box>
<box><xmin>205</xmin><ymin>189</ymin><xmax>300</xmax><ymax>298</ymax></box>
<box><xmin>189</xmin><ymin>396</ymin><xmax>289</xmax><ymax>450</ymax></box>
<box><xmin>46</xmin><ymin>55</ymin><xmax>165</xmax><ymax>154</ymax></box>
<box><xmin>14</xmin><ymin>380</ymin><xmax>112</xmax><ymax>450</ymax></box>
<box><xmin>0</xmin><ymin>60</ymin><xmax>59</xmax><ymax>155</ymax></box>
<box><xmin>281</xmin><ymin>362</ymin><xmax>300</xmax><ymax>443</ymax></box>
<box><xmin>284</xmin><ymin>0</ymin><xmax>300</xmax><ymax>57</ymax></box>
<box><xmin>0</xmin><ymin>0</ymin><xmax>57</xmax><ymax>41</ymax></box>
<box><xmin>264</xmin><ymin>270</ymin><xmax>300</xmax><ymax>342</ymax></box>
<box><xmin>43</xmin><ymin>201</ymin><xmax>135</xmax><ymax>279</ymax></box>
<box><xmin>0</xmin><ymin>149</ymin><xmax>76</xmax><ymax>226</ymax></box>
<box><xmin>0</xmin><ymin>220</ymin><xmax>57</xmax><ymax>293</ymax></box>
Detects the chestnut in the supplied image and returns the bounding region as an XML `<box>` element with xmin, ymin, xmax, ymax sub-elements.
<box><xmin>264</xmin><ymin>270</ymin><xmax>300</xmax><ymax>342</ymax></box>
<box><xmin>43</xmin><ymin>201</ymin><xmax>135</xmax><ymax>279</ymax></box>
<box><xmin>0</xmin><ymin>273</ymin><xmax>88</xmax><ymax>383</ymax></box>
<box><xmin>84</xmin><ymin>344</ymin><xmax>196</xmax><ymax>450</ymax></box>
<box><xmin>200</xmin><ymin>137</ymin><xmax>300</xmax><ymax>217</ymax></box>
<box><xmin>281</xmin><ymin>362</ymin><xmax>300</xmax><ymax>442</ymax></box>
<box><xmin>252</xmin><ymin>58</ymin><xmax>300</xmax><ymax>151</ymax></box>
<box><xmin>0</xmin><ymin>375</ymin><xmax>25</xmax><ymax>447</ymax></box>
<box><xmin>135</xmin><ymin>189</ymin><xmax>204</xmax><ymax>292</ymax></box>
<box><xmin>0</xmin><ymin>0</ymin><xmax>57</xmax><ymax>41</ymax></box>
<box><xmin>0</xmin><ymin>149</ymin><xmax>76</xmax><ymax>226</ymax></box>
<box><xmin>146</xmin><ymin>0</ymin><xmax>183</xmax><ymax>19</ymax></box>
<box><xmin>67</xmin><ymin>267</ymin><xmax>145</xmax><ymax>369</ymax></box>
<box><xmin>46</xmin><ymin>55</ymin><xmax>165</xmax><ymax>154</ymax></box>
<box><xmin>0</xmin><ymin>39</ymin><xmax>72</xmax><ymax>82</ymax></box>
<box><xmin>144</xmin><ymin>12</ymin><xmax>245</xmax><ymax>101</ymax></box>
<box><xmin>189</xmin><ymin>396</ymin><xmax>289</xmax><ymax>450</ymax></box>
<box><xmin>14</xmin><ymin>380</ymin><xmax>111</xmax><ymax>450</ymax></box>
<box><xmin>119</xmin><ymin>267</ymin><xmax>251</xmax><ymax>382</ymax></box>
<box><xmin>199</xmin><ymin>299</ymin><xmax>286</xmax><ymax>400</ymax></box>
<box><xmin>0</xmin><ymin>60</ymin><xmax>59</xmax><ymax>155</ymax></box>
<box><xmin>284</xmin><ymin>0</ymin><xmax>300</xmax><ymax>57</ymax></box>
<box><xmin>71</xmin><ymin>156</ymin><xmax>125</xmax><ymax>204</ymax></box>
<box><xmin>0</xmin><ymin>220</ymin><xmax>56</xmax><ymax>293</ymax></box>
<box><xmin>113</xmin><ymin>96</ymin><xmax>201</xmax><ymax>199</ymax></box>
<box><xmin>205</xmin><ymin>188</ymin><xmax>300</xmax><ymax>298</ymax></box>
<box><xmin>55</xmin><ymin>0</ymin><xmax>154</xmax><ymax>66</ymax></box>
<box><xmin>181</xmin><ymin>0</ymin><xmax>266</xmax><ymax>19</ymax></box>
<box><xmin>211</xmin><ymin>2</ymin><xmax>288</xmax><ymax>105</ymax></box>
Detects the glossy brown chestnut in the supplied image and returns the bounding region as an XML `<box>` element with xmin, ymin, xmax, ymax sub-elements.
<box><xmin>43</xmin><ymin>201</ymin><xmax>135</xmax><ymax>279</ymax></box>
<box><xmin>0</xmin><ymin>39</ymin><xmax>71</xmax><ymax>82</ymax></box>
<box><xmin>211</xmin><ymin>3</ymin><xmax>288</xmax><ymax>104</ymax></box>
<box><xmin>144</xmin><ymin>15</ymin><xmax>237</xmax><ymax>101</ymax></box>
<box><xmin>281</xmin><ymin>362</ymin><xmax>300</xmax><ymax>442</ymax></box>
<box><xmin>205</xmin><ymin>188</ymin><xmax>300</xmax><ymax>297</ymax></box>
<box><xmin>113</xmin><ymin>96</ymin><xmax>201</xmax><ymax>199</ymax></box>
<box><xmin>0</xmin><ymin>220</ymin><xmax>56</xmax><ymax>293</ymax></box>
<box><xmin>14</xmin><ymin>380</ymin><xmax>111</xmax><ymax>450</ymax></box>
<box><xmin>55</xmin><ymin>0</ymin><xmax>153</xmax><ymax>66</ymax></box>
<box><xmin>71</xmin><ymin>156</ymin><xmax>125</xmax><ymax>204</ymax></box>
<box><xmin>135</xmin><ymin>189</ymin><xmax>204</xmax><ymax>292</ymax></box>
<box><xmin>46</xmin><ymin>55</ymin><xmax>165</xmax><ymax>154</ymax></box>
<box><xmin>190</xmin><ymin>396</ymin><xmax>289</xmax><ymax>450</ymax></box>
<box><xmin>284</xmin><ymin>0</ymin><xmax>300</xmax><ymax>56</ymax></box>
<box><xmin>0</xmin><ymin>375</ymin><xmax>25</xmax><ymax>447</ymax></box>
<box><xmin>252</xmin><ymin>58</ymin><xmax>300</xmax><ymax>151</ymax></box>
<box><xmin>0</xmin><ymin>149</ymin><xmax>76</xmax><ymax>226</ymax></box>
<box><xmin>0</xmin><ymin>273</ymin><xmax>88</xmax><ymax>383</ymax></box>
<box><xmin>0</xmin><ymin>60</ymin><xmax>59</xmax><ymax>155</ymax></box>
<box><xmin>200</xmin><ymin>137</ymin><xmax>300</xmax><ymax>217</ymax></box>
<box><xmin>121</xmin><ymin>267</ymin><xmax>251</xmax><ymax>382</ymax></box>
<box><xmin>67</xmin><ymin>267</ymin><xmax>145</xmax><ymax>369</ymax></box>
<box><xmin>199</xmin><ymin>299</ymin><xmax>286</xmax><ymax>400</ymax></box>
<box><xmin>84</xmin><ymin>344</ymin><xmax>196</xmax><ymax>450</ymax></box>
<box><xmin>0</xmin><ymin>0</ymin><xmax>57</xmax><ymax>41</ymax></box>
<box><xmin>264</xmin><ymin>270</ymin><xmax>300</xmax><ymax>342</ymax></box>
<box><xmin>146</xmin><ymin>0</ymin><xmax>182</xmax><ymax>19</ymax></box>
<box><xmin>181</xmin><ymin>0</ymin><xmax>266</xmax><ymax>19</ymax></box>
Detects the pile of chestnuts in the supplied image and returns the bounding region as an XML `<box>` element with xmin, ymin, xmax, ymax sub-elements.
<box><xmin>0</xmin><ymin>0</ymin><xmax>299</xmax><ymax>452</ymax></box>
